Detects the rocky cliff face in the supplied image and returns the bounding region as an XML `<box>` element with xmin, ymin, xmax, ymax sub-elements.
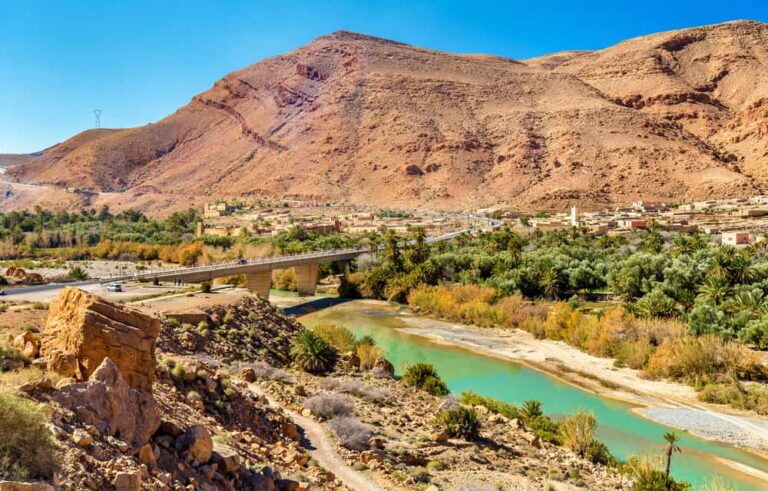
<box><xmin>9</xmin><ymin>21</ymin><xmax>768</xmax><ymax>211</ymax></box>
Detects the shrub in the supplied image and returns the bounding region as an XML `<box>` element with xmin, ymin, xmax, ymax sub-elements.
<box><xmin>313</xmin><ymin>324</ymin><xmax>356</xmax><ymax>352</ymax></box>
<box><xmin>434</xmin><ymin>406</ymin><xmax>480</xmax><ymax>441</ymax></box>
<box><xmin>291</xmin><ymin>329</ymin><xmax>338</xmax><ymax>374</ymax></box>
<box><xmin>303</xmin><ymin>393</ymin><xmax>354</xmax><ymax>419</ymax></box>
<box><xmin>327</xmin><ymin>417</ymin><xmax>372</xmax><ymax>451</ymax></box>
<box><xmin>522</xmin><ymin>399</ymin><xmax>543</xmax><ymax>419</ymax></box>
<box><xmin>67</xmin><ymin>265</ymin><xmax>89</xmax><ymax>280</ymax></box>
<box><xmin>272</xmin><ymin>268</ymin><xmax>297</xmax><ymax>291</ymax></box>
<box><xmin>200</xmin><ymin>280</ymin><xmax>212</xmax><ymax>293</ymax></box>
<box><xmin>403</xmin><ymin>363</ymin><xmax>439</xmax><ymax>387</ymax></box>
<box><xmin>320</xmin><ymin>378</ymin><xmax>389</xmax><ymax>402</ymax></box>
<box><xmin>560</xmin><ymin>410</ymin><xmax>596</xmax><ymax>457</ymax></box>
<box><xmin>0</xmin><ymin>344</ymin><xmax>28</xmax><ymax>372</ymax></box>
<box><xmin>32</xmin><ymin>302</ymin><xmax>47</xmax><ymax>310</ymax></box>
<box><xmin>422</xmin><ymin>376</ymin><xmax>450</xmax><ymax>396</ymax></box>
<box><xmin>626</xmin><ymin>454</ymin><xmax>692</xmax><ymax>491</ymax></box>
<box><xmin>355</xmin><ymin>342</ymin><xmax>384</xmax><ymax>370</ymax></box>
<box><xmin>585</xmin><ymin>439</ymin><xmax>616</xmax><ymax>466</ymax></box>
<box><xmin>460</xmin><ymin>391</ymin><xmax>522</xmax><ymax>419</ymax></box>
<box><xmin>0</xmin><ymin>393</ymin><xmax>60</xmax><ymax>480</ymax></box>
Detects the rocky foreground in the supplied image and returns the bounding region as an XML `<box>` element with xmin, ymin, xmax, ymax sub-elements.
<box><xmin>1</xmin><ymin>289</ymin><xmax>627</xmax><ymax>490</ymax></box>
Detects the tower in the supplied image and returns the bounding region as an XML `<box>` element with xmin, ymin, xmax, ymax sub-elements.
<box><xmin>93</xmin><ymin>109</ymin><xmax>102</xmax><ymax>129</ymax></box>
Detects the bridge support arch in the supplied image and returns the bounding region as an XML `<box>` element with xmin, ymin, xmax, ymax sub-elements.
<box><xmin>295</xmin><ymin>264</ymin><xmax>319</xmax><ymax>296</ymax></box>
<box><xmin>245</xmin><ymin>271</ymin><xmax>272</xmax><ymax>299</ymax></box>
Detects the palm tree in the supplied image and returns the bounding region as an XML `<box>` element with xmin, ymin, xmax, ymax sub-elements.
<box><xmin>727</xmin><ymin>253</ymin><xmax>755</xmax><ymax>284</ymax></box>
<box><xmin>697</xmin><ymin>275</ymin><xmax>731</xmax><ymax>306</ymax></box>
<box><xmin>290</xmin><ymin>329</ymin><xmax>338</xmax><ymax>374</ymax></box>
<box><xmin>539</xmin><ymin>268</ymin><xmax>560</xmax><ymax>300</ymax></box>
<box><xmin>522</xmin><ymin>400</ymin><xmax>543</xmax><ymax>419</ymax></box>
<box><xmin>663</xmin><ymin>432</ymin><xmax>682</xmax><ymax>485</ymax></box>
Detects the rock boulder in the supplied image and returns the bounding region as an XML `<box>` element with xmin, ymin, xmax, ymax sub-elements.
<box><xmin>40</xmin><ymin>288</ymin><xmax>161</xmax><ymax>390</ymax></box>
<box><xmin>52</xmin><ymin>357</ymin><xmax>161</xmax><ymax>446</ymax></box>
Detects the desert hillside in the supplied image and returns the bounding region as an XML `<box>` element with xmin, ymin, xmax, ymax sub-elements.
<box><xmin>8</xmin><ymin>21</ymin><xmax>768</xmax><ymax>211</ymax></box>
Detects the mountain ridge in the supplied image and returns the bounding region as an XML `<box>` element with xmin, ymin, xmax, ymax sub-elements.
<box><xmin>7</xmin><ymin>20</ymin><xmax>768</xmax><ymax>212</ymax></box>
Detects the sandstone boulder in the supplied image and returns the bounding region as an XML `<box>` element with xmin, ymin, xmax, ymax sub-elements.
<box><xmin>52</xmin><ymin>358</ymin><xmax>161</xmax><ymax>446</ymax></box>
<box><xmin>46</xmin><ymin>349</ymin><xmax>78</xmax><ymax>378</ymax></box>
<box><xmin>40</xmin><ymin>288</ymin><xmax>161</xmax><ymax>390</ymax></box>
<box><xmin>175</xmin><ymin>425</ymin><xmax>213</xmax><ymax>465</ymax></box>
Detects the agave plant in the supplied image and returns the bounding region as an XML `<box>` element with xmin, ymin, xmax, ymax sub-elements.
<box><xmin>290</xmin><ymin>329</ymin><xmax>338</xmax><ymax>374</ymax></box>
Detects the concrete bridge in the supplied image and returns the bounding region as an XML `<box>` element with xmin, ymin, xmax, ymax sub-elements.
<box><xmin>112</xmin><ymin>229</ymin><xmax>472</xmax><ymax>298</ymax></box>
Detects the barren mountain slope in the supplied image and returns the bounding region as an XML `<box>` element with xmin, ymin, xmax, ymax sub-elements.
<box><xmin>9</xmin><ymin>22</ymin><xmax>768</xmax><ymax>212</ymax></box>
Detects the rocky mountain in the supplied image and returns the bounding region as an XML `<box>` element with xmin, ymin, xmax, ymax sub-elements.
<box><xmin>8</xmin><ymin>21</ymin><xmax>768</xmax><ymax>211</ymax></box>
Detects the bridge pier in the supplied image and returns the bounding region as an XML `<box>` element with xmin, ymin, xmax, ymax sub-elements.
<box><xmin>244</xmin><ymin>271</ymin><xmax>272</xmax><ymax>299</ymax></box>
<box><xmin>295</xmin><ymin>264</ymin><xmax>319</xmax><ymax>296</ymax></box>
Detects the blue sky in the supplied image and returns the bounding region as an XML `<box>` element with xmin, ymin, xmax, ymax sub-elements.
<box><xmin>1</xmin><ymin>0</ymin><xmax>767</xmax><ymax>153</ymax></box>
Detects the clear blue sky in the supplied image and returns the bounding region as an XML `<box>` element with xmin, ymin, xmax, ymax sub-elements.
<box><xmin>2</xmin><ymin>0</ymin><xmax>767</xmax><ymax>153</ymax></box>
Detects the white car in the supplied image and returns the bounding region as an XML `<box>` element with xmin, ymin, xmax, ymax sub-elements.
<box><xmin>107</xmin><ymin>283</ymin><xmax>123</xmax><ymax>292</ymax></box>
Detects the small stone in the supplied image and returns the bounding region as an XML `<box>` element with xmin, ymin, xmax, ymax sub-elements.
<box><xmin>72</xmin><ymin>428</ymin><xmax>93</xmax><ymax>447</ymax></box>
<box><xmin>294</xmin><ymin>385</ymin><xmax>307</xmax><ymax>397</ymax></box>
<box><xmin>240</xmin><ymin>367</ymin><xmax>256</xmax><ymax>382</ymax></box>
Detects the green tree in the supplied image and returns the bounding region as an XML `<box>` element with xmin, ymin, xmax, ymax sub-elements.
<box><xmin>663</xmin><ymin>432</ymin><xmax>682</xmax><ymax>486</ymax></box>
<box><xmin>290</xmin><ymin>329</ymin><xmax>338</xmax><ymax>374</ymax></box>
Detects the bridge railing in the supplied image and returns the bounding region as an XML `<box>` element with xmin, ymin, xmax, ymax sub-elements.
<box><xmin>102</xmin><ymin>227</ymin><xmax>476</xmax><ymax>282</ymax></box>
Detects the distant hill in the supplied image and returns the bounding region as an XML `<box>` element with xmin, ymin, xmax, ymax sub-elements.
<box><xmin>0</xmin><ymin>153</ymin><xmax>39</xmax><ymax>167</ymax></box>
<box><xmin>9</xmin><ymin>21</ymin><xmax>768</xmax><ymax>211</ymax></box>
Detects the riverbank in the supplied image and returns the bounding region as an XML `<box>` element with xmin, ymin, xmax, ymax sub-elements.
<box><xmin>394</xmin><ymin>308</ymin><xmax>768</xmax><ymax>456</ymax></box>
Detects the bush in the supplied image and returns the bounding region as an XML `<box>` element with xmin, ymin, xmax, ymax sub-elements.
<box><xmin>627</xmin><ymin>455</ymin><xmax>692</xmax><ymax>491</ymax></box>
<box><xmin>200</xmin><ymin>280</ymin><xmax>212</xmax><ymax>293</ymax></box>
<box><xmin>0</xmin><ymin>344</ymin><xmax>28</xmax><ymax>372</ymax></box>
<box><xmin>313</xmin><ymin>324</ymin><xmax>356</xmax><ymax>352</ymax></box>
<box><xmin>422</xmin><ymin>376</ymin><xmax>450</xmax><ymax>396</ymax></box>
<box><xmin>355</xmin><ymin>342</ymin><xmax>384</xmax><ymax>370</ymax></box>
<box><xmin>272</xmin><ymin>268</ymin><xmax>297</xmax><ymax>291</ymax></box>
<box><xmin>434</xmin><ymin>406</ymin><xmax>480</xmax><ymax>441</ymax></box>
<box><xmin>585</xmin><ymin>439</ymin><xmax>616</xmax><ymax>466</ymax></box>
<box><xmin>0</xmin><ymin>393</ymin><xmax>60</xmax><ymax>480</ymax></box>
<box><xmin>402</xmin><ymin>363</ymin><xmax>450</xmax><ymax>395</ymax></box>
<box><xmin>320</xmin><ymin>378</ymin><xmax>389</xmax><ymax>402</ymax></box>
<box><xmin>303</xmin><ymin>393</ymin><xmax>354</xmax><ymax>419</ymax></box>
<box><xmin>291</xmin><ymin>329</ymin><xmax>338</xmax><ymax>374</ymax></box>
<box><xmin>327</xmin><ymin>416</ymin><xmax>372</xmax><ymax>451</ymax></box>
<box><xmin>560</xmin><ymin>410</ymin><xmax>596</xmax><ymax>457</ymax></box>
<box><xmin>67</xmin><ymin>265</ymin><xmax>89</xmax><ymax>280</ymax></box>
<box><xmin>242</xmin><ymin>362</ymin><xmax>292</xmax><ymax>383</ymax></box>
<box><xmin>460</xmin><ymin>391</ymin><xmax>522</xmax><ymax>419</ymax></box>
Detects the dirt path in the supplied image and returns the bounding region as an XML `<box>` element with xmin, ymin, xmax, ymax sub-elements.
<box><xmin>248</xmin><ymin>385</ymin><xmax>384</xmax><ymax>491</ymax></box>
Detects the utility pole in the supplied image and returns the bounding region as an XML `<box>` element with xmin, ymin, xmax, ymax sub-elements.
<box><xmin>93</xmin><ymin>109</ymin><xmax>102</xmax><ymax>129</ymax></box>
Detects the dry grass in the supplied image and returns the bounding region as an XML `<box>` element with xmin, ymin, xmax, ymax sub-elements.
<box><xmin>313</xmin><ymin>323</ymin><xmax>355</xmax><ymax>352</ymax></box>
<box><xmin>559</xmin><ymin>410</ymin><xmax>596</xmax><ymax>457</ymax></box>
<box><xmin>0</xmin><ymin>393</ymin><xmax>60</xmax><ymax>480</ymax></box>
<box><xmin>355</xmin><ymin>342</ymin><xmax>383</xmax><ymax>370</ymax></box>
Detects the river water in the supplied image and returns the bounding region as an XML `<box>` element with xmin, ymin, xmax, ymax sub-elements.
<box><xmin>291</xmin><ymin>299</ymin><xmax>768</xmax><ymax>490</ymax></box>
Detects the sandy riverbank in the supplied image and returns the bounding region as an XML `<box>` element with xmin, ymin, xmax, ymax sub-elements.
<box><xmin>395</xmin><ymin>312</ymin><xmax>768</xmax><ymax>456</ymax></box>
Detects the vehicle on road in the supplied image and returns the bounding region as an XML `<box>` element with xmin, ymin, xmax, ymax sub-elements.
<box><xmin>107</xmin><ymin>283</ymin><xmax>123</xmax><ymax>292</ymax></box>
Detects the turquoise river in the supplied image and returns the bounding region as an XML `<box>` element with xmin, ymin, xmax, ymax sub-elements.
<box><xmin>291</xmin><ymin>299</ymin><xmax>768</xmax><ymax>491</ymax></box>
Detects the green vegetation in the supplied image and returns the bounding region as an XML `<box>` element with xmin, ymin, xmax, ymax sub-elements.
<box><xmin>291</xmin><ymin>329</ymin><xmax>339</xmax><ymax>374</ymax></box>
<box><xmin>0</xmin><ymin>344</ymin><xmax>28</xmax><ymax>372</ymax></box>
<box><xmin>67</xmin><ymin>264</ymin><xmax>89</xmax><ymax>280</ymax></box>
<box><xmin>460</xmin><ymin>392</ymin><xmax>616</xmax><ymax>463</ymax></box>
<box><xmin>433</xmin><ymin>406</ymin><xmax>480</xmax><ymax>440</ymax></box>
<box><xmin>313</xmin><ymin>323</ymin><xmax>356</xmax><ymax>352</ymax></box>
<box><xmin>0</xmin><ymin>393</ymin><xmax>60</xmax><ymax>480</ymax></box>
<box><xmin>402</xmin><ymin>363</ymin><xmax>450</xmax><ymax>396</ymax></box>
